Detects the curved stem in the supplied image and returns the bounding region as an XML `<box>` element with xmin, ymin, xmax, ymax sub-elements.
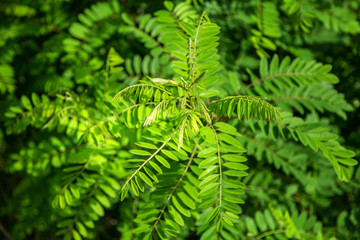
<box><xmin>120</xmin><ymin>130</ymin><xmax>178</xmax><ymax>192</ymax></box>
<box><xmin>129</xmin><ymin>197</ymin><xmax>139</xmax><ymax>239</ymax></box>
<box><xmin>68</xmin><ymin>174</ymin><xmax>104</xmax><ymax>237</ymax></box>
<box><xmin>255</xmin><ymin>229</ymin><xmax>286</xmax><ymax>239</ymax></box>
<box><xmin>150</xmin><ymin>142</ymin><xmax>199</xmax><ymax>234</ymax></box>
<box><xmin>87</xmin><ymin>102</ymin><xmax>155</xmax><ymax>133</ymax></box>
<box><xmin>133</xmin><ymin>27</ymin><xmax>173</xmax><ymax>60</ymax></box>
<box><xmin>210</xmin><ymin>124</ymin><xmax>223</xmax><ymax>209</ymax></box>
<box><xmin>57</xmin><ymin>147</ymin><xmax>100</xmax><ymax>196</ymax></box>
<box><xmin>113</xmin><ymin>84</ymin><xmax>173</xmax><ymax>101</ymax></box>
<box><xmin>238</xmin><ymin>72</ymin><xmax>315</xmax><ymax>95</ymax></box>
<box><xmin>0</xmin><ymin>223</ymin><xmax>13</xmax><ymax>240</ymax></box>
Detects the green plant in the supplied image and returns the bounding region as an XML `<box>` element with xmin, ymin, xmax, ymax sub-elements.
<box><xmin>1</xmin><ymin>1</ymin><xmax>359</xmax><ymax>240</ymax></box>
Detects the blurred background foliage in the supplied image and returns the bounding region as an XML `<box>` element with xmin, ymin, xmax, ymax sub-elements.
<box><xmin>0</xmin><ymin>0</ymin><xmax>359</xmax><ymax>239</ymax></box>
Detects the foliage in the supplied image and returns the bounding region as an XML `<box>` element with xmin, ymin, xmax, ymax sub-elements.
<box><xmin>0</xmin><ymin>0</ymin><xmax>359</xmax><ymax>240</ymax></box>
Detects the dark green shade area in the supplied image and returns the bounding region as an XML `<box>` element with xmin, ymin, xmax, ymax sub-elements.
<box><xmin>0</xmin><ymin>0</ymin><xmax>359</xmax><ymax>240</ymax></box>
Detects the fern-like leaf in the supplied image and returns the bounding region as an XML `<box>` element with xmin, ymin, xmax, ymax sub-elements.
<box><xmin>241</xmin><ymin>54</ymin><xmax>339</xmax><ymax>96</ymax></box>
<box><xmin>113</xmin><ymin>83</ymin><xmax>172</xmax><ymax>103</ymax></box>
<box><xmin>210</xmin><ymin>95</ymin><xmax>281</xmax><ymax>122</ymax></box>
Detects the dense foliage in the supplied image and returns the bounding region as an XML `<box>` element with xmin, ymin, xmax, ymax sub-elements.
<box><xmin>0</xmin><ymin>0</ymin><xmax>359</xmax><ymax>239</ymax></box>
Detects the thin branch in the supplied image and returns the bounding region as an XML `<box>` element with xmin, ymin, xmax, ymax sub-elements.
<box><xmin>193</xmin><ymin>12</ymin><xmax>206</xmax><ymax>49</ymax></box>
<box><xmin>134</xmin><ymin>27</ymin><xmax>173</xmax><ymax>60</ymax></box>
<box><xmin>67</xmin><ymin>174</ymin><xmax>104</xmax><ymax>237</ymax></box>
<box><xmin>87</xmin><ymin>102</ymin><xmax>155</xmax><ymax>133</ymax></box>
<box><xmin>55</xmin><ymin>144</ymin><xmax>105</xmax><ymax>198</ymax></box>
<box><xmin>120</xmin><ymin>130</ymin><xmax>178</xmax><ymax>192</ymax></box>
<box><xmin>143</xmin><ymin>97</ymin><xmax>181</xmax><ymax>126</ymax></box>
<box><xmin>150</xmin><ymin>142</ymin><xmax>199</xmax><ymax>234</ymax></box>
<box><xmin>0</xmin><ymin>223</ymin><xmax>13</xmax><ymax>240</ymax></box>
<box><xmin>113</xmin><ymin>84</ymin><xmax>173</xmax><ymax>101</ymax></box>
<box><xmin>210</xmin><ymin>125</ymin><xmax>223</xmax><ymax>209</ymax></box>
<box><xmin>269</xmin><ymin>96</ymin><xmax>316</xmax><ymax>102</ymax></box>
<box><xmin>210</xmin><ymin>95</ymin><xmax>282</xmax><ymax>122</ymax></box>
<box><xmin>238</xmin><ymin>72</ymin><xmax>315</xmax><ymax>94</ymax></box>
<box><xmin>129</xmin><ymin>197</ymin><xmax>139</xmax><ymax>239</ymax></box>
<box><xmin>255</xmin><ymin>229</ymin><xmax>286</xmax><ymax>239</ymax></box>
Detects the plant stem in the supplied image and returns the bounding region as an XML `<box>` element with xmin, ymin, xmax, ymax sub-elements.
<box><xmin>0</xmin><ymin>223</ymin><xmax>13</xmax><ymax>240</ymax></box>
<box><xmin>211</xmin><ymin>125</ymin><xmax>223</xmax><ymax>209</ymax></box>
<box><xmin>150</xmin><ymin>142</ymin><xmax>199</xmax><ymax>234</ymax></box>
<box><xmin>255</xmin><ymin>229</ymin><xmax>286</xmax><ymax>239</ymax></box>
<box><xmin>120</xmin><ymin>130</ymin><xmax>177</xmax><ymax>192</ymax></box>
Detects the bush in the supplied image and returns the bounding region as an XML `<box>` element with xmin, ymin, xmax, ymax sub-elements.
<box><xmin>0</xmin><ymin>0</ymin><xmax>359</xmax><ymax>239</ymax></box>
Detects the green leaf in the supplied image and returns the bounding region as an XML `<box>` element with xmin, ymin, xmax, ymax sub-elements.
<box><xmin>223</xmin><ymin>162</ymin><xmax>248</xmax><ymax>170</ymax></box>
<box><xmin>255</xmin><ymin>211</ymin><xmax>267</xmax><ymax>232</ymax></box>
<box><xmin>121</xmin><ymin>184</ymin><xmax>129</xmax><ymax>201</ymax></box>
<box><xmin>177</xmin><ymin>192</ymin><xmax>196</xmax><ymax>209</ymax></box>
<box><xmin>223</xmin><ymin>170</ymin><xmax>248</xmax><ymax>177</ymax></box>
<box><xmin>172</xmin><ymin>196</ymin><xmax>191</xmax><ymax>217</ymax></box>
<box><xmin>59</xmin><ymin>195</ymin><xmax>66</xmax><ymax>209</ymax></box>
<box><xmin>198</xmin><ymin>148</ymin><xmax>217</xmax><ymax>158</ymax></box>
<box><xmin>69</xmin><ymin>185</ymin><xmax>80</xmax><ymax>199</ymax></box>
<box><xmin>64</xmin><ymin>188</ymin><xmax>72</xmax><ymax>205</ymax></box>
<box><xmin>21</xmin><ymin>96</ymin><xmax>32</xmax><ymax>110</ymax></box>
<box><xmin>75</xmin><ymin>221</ymin><xmax>88</xmax><ymax>237</ymax></box>
<box><xmin>169</xmin><ymin>206</ymin><xmax>184</xmax><ymax>226</ymax></box>
<box><xmin>183</xmin><ymin>183</ymin><xmax>199</xmax><ymax>202</ymax></box>
<box><xmin>264</xmin><ymin>209</ymin><xmax>276</xmax><ymax>230</ymax></box>
<box><xmin>103</xmin><ymin>176</ymin><xmax>121</xmax><ymax>191</ymax></box>
<box><xmin>163</xmin><ymin>1</ymin><xmax>174</xmax><ymax>11</ymax></box>
<box><xmin>99</xmin><ymin>184</ymin><xmax>117</xmax><ymax>198</ymax></box>
<box><xmin>333</xmin><ymin>149</ymin><xmax>356</xmax><ymax>158</ymax></box>
<box><xmin>214</xmin><ymin>122</ymin><xmax>241</xmax><ymax>136</ymax></box>
<box><xmin>221</xmin><ymin>144</ymin><xmax>247</xmax><ymax>154</ymax></box>
<box><xmin>136</xmin><ymin>142</ymin><xmax>157</xmax><ymax>149</ymax></box>
<box><xmin>130</xmin><ymin>149</ymin><xmax>151</xmax><ymax>156</ymax></box>
<box><xmin>135</xmin><ymin>176</ymin><xmax>145</xmax><ymax>192</ymax></box>
<box><xmin>225</xmin><ymin>211</ymin><xmax>239</xmax><ymax>219</ymax></box>
<box><xmin>199</xmin><ymin>174</ymin><xmax>219</xmax><ymax>187</ymax></box>
<box><xmin>144</xmin><ymin>166</ymin><xmax>159</xmax><ymax>183</ymax></box>
<box><xmin>223</xmin><ymin>217</ymin><xmax>234</xmax><ymax>226</ymax></box>
<box><xmin>198</xmin><ymin>156</ymin><xmax>218</xmax><ymax>168</ymax></box>
<box><xmin>222</xmin><ymin>154</ymin><xmax>247</xmax><ymax>162</ymax></box>
<box><xmin>223</xmin><ymin>196</ymin><xmax>245</xmax><ymax>204</ymax></box>
<box><xmin>90</xmin><ymin>199</ymin><xmax>104</xmax><ymax>216</ymax></box>
<box><xmin>162</xmin><ymin>149</ymin><xmax>179</xmax><ymax>161</ymax></box>
<box><xmin>223</xmin><ymin>179</ymin><xmax>246</xmax><ymax>189</ymax></box>
<box><xmin>57</xmin><ymin>219</ymin><xmax>73</xmax><ymax>228</ymax></box>
<box><xmin>155</xmin><ymin>155</ymin><xmax>171</xmax><ymax>168</ymax></box>
<box><xmin>269</xmin><ymin>54</ymin><xmax>279</xmax><ymax>75</ymax></box>
<box><xmin>206</xmin><ymin>207</ymin><xmax>219</xmax><ymax>223</ymax></box>
<box><xmin>338</xmin><ymin>158</ymin><xmax>358</xmax><ymax>166</ymax></box>
<box><xmin>156</xmin><ymin>227</ymin><xmax>167</xmax><ymax>239</ymax></box>
<box><xmin>131</xmin><ymin>180</ymin><xmax>139</xmax><ymax>196</ymax></box>
<box><xmin>198</xmin><ymin>182</ymin><xmax>219</xmax><ymax>196</ymax></box>
<box><xmin>69</xmin><ymin>23</ymin><xmax>89</xmax><ymax>39</ymax></box>
<box><xmin>246</xmin><ymin>217</ymin><xmax>259</xmax><ymax>235</ymax></box>
<box><xmin>31</xmin><ymin>93</ymin><xmax>41</xmax><ymax>106</ymax></box>
<box><xmin>260</xmin><ymin>56</ymin><xmax>268</xmax><ymax>78</ymax></box>
<box><xmin>122</xmin><ymin>12</ymin><xmax>135</xmax><ymax>25</ymax></box>
<box><xmin>72</xmin><ymin>229</ymin><xmax>82</xmax><ymax>240</ymax></box>
<box><xmin>179</xmin><ymin>22</ymin><xmax>194</xmax><ymax>36</ymax></box>
<box><xmin>216</xmin><ymin>218</ymin><xmax>223</xmax><ymax>232</ymax></box>
<box><xmin>219</xmin><ymin>133</ymin><xmax>241</xmax><ymax>146</ymax></box>
<box><xmin>139</xmin><ymin>171</ymin><xmax>153</xmax><ymax>187</ymax></box>
<box><xmin>149</xmin><ymin>161</ymin><xmax>163</xmax><ymax>174</ymax></box>
<box><xmin>223</xmin><ymin>188</ymin><xmax>245</xmax><ymax>195</ymax></box>
<box><xmin>95</xmin><ymin>192</ymin><xmax>111</xmax><ymax>208</ymax></box>
<box><xmin>133</xmin><ymin>224</ymin><xmax>150</xmax><ymax>234</ymax></box>
<box><xmin>198</xmin><ymin>198</ymin><xmax>218</xmax><ymax>209</ymax></box>
<box><xmin>199</xmin><ymin>165</ymin><xmax>218</xmax><ymax>179</ymax></box>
